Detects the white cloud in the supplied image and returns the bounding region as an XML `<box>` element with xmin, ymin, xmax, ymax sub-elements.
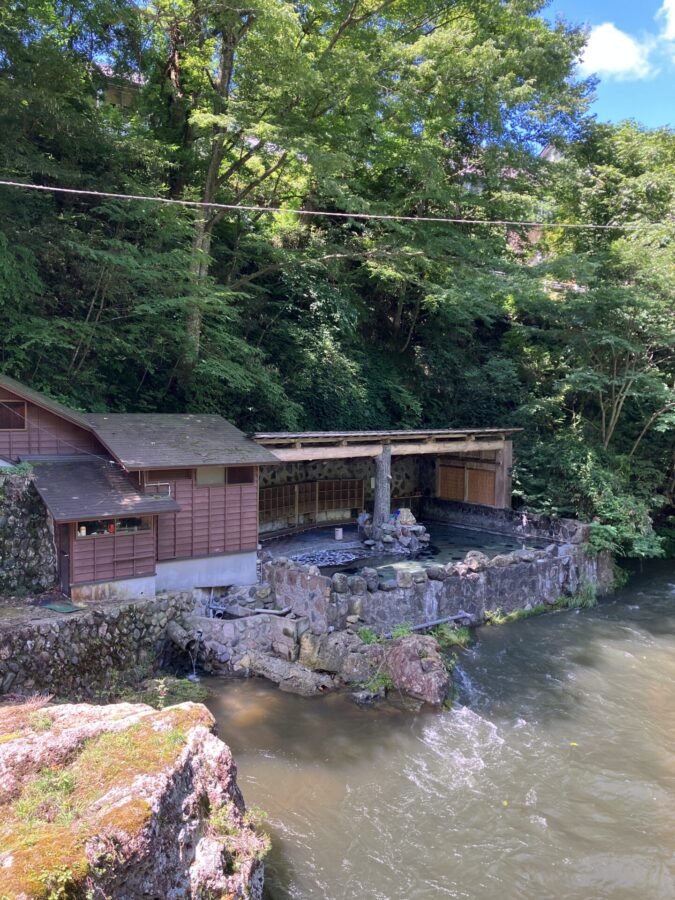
<box><xmin>657</xmin><ymin>0</ymin><xmax>675</xmax><ymax>40</ymax></box>
<box><xmin>578</xmin><ymin>22</ymin><xmax>653</xmax><ymax>80</ymax></box>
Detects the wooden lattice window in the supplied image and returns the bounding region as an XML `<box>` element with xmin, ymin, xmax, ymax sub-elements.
<box><xmin>0</xmin><ymin>401</ymin><xmax>26</xmax><ymax>431</ymax></box>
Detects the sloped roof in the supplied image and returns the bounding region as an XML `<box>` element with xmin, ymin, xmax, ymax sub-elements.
<box><xmin>86</xmin><ymin>414</ymin><xmax>278</xmax><ymax>469</ymax></box>
<box><xmin>0</xmin><ymin>375</ymin><xmax>92</xmax><ymax>430</ymax></box>
<box><xmin>30</xmin><ymin>457</ymin><xmax>180</xmax><ymax>522</ymax></box>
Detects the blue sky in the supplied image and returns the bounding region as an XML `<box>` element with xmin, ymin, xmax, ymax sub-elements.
<box><xmin>544</xmin><ymin>1</ymin><xmax>674</xmax><ymax>127</ymax></box>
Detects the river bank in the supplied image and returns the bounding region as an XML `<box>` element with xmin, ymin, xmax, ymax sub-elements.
<box><xmin>204</xmin><ymin>560</ymin><xmax>675</xmax><ymax>900</ymax></box>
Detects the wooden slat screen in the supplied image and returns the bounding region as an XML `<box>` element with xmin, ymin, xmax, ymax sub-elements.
<box><xmin>438</xmin><ymin>465</ymin><xmax>465</xmax><ymax>502</ymax></box>
<box><xmin>467</xmin><ymin>468</ymin><xmax>496</xmax><ymax>506</ymax></box>
<box><xmin>260</xmin><ymin>479</ymin><xmax>364</xmax><ymax>530</ymax></box>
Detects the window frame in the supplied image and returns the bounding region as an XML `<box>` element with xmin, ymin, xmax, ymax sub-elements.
<box><xmin>0</xmin><ymin>400</ymin><xmax>27</xmax><ymax>432</ymax></box>
<box><xmin>75</xmin><ymin>516</ymin><xmax>153</xmax><ymax>539</ymax></box>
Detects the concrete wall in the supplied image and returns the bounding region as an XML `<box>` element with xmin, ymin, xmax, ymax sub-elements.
<box><xmin>0</xmin><ymin>593</ymin><xmax>193</xmax><ymax>698</ymax></box>
<box><xmin>155</xmin><ymin>551</ymin><xmax>257</xmax><ymax>591</ymax></box>
<box><xmin>71</xmin><ymin>575</ymin><xmax>156</xmax><ymax>603</ymax></box>
<box><xmin>0</xmin><ymin>473</ymin><xmax>56</xmax><ymax>594</ymax></box>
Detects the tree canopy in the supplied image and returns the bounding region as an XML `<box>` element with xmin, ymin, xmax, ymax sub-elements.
<box><xmin>0</xmin><ymin>1</ymin><xmax>673</xmax><ymax>555</ymax></box>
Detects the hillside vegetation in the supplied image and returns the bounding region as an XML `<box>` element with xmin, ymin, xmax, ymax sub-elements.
<box><xmin>0</xmin><ymin>1</ymin><xmax>673</xmax><ymax>555</ymax></box>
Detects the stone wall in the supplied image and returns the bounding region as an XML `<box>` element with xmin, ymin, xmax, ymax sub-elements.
<box><xmin>0</xmin><ymin>472</ymin><xmax>56</xmax><ymax>594</ymax></box>
<box><xmin>189</xmin><ymin>610</ymin><xmax>309</xmax><ymax>670</ymax></box>
<box><xmin>420</xmin><ymin>497</ymin><xmax>589</xmax><ymax>543</ymax></box>
<box><xmin>259</xmin><ymin>457</ymin><xmax>422</xmax><ymax>505</ymax></box>
<box><xmin>0</xmin><ymin>593</ymin><xmax>193</xmax><ymax>697</ymax></box>
<box><xmin>261</xmin><ymin>541</ymin><xmax>614</xmax><ymax>636</ymax></box>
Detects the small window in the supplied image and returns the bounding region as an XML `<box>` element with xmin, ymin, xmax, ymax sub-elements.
<box><xmin>145</xmin><ymin>469</ymin><xmax>192</xmax><ymax>482</ymax></box>
<box><xmin>143</xmin><ymin>482</ymin><xmax>172</xmax><ymax>498</ymax></box>
<box><xmin>227</xmin><ymin>466</ymin><xmax>255</xmax><ymax>485</ymax></box>
<box><xmin>76</xmin><ymin>517</ymin><xmax>152</xmax><ymax>537</ymax></box>
<box><xmin>196</xmin><ymin>466</ymin><xmax>225</xmax><ymax>486</ymax></box>
<box><xmin>0</xmin><ymin>401</ymin><xmax>26</xmax><ymax>431</ymax></box>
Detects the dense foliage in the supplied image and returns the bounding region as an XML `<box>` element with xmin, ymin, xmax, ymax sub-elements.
<box><xmin>0</xmin><ymin>1</ymin><xmax>672</xmax><ymax>554</ymax></box>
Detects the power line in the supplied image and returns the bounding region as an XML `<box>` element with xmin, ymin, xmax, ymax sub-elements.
<box><xmin>0</xmin><ymin>179</ymin><xmax>671</xmax><ymax>231</ymax></box>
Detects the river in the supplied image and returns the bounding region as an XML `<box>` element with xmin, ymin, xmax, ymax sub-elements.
<box><xmin>205</xmin><ymin>561</ymin><xmax>675</xmax><ymax>899</ymax></box>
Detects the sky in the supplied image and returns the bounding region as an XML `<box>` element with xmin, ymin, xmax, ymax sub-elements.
<box><xmin>544</xmin><ymin>0</ymin><xmax>674</xmax><ymax>128</ymax></box>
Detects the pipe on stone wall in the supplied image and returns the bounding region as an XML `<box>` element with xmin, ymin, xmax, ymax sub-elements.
<box><xmin>167</xmin><ymin>620</ymin><xmax>199</xmax><ymax>653</ymax></box>
<box><xmin>381</xmin><ymin>612</ymin><xmax>469</xmax><ymax>640</ymax></box>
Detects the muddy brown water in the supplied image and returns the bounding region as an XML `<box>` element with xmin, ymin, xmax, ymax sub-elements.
<box><xmin>204</xmin><ymin>561</ymin><xmax>675</xmax><ymax>899</ymax></box>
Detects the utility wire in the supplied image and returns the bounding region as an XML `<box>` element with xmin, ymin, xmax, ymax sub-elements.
<box><xmin>0</xmin><ymin>179</ymin><xmax>672</xmax><ymax>231</ymax></box>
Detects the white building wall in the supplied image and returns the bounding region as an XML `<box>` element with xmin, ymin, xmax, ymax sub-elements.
<box><xmin>155</xmin><ymin>551</ymin><xmax>257</xmax><ymax>592</ymax></box>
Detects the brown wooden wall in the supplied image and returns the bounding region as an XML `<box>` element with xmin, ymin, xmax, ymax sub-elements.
<box><xmin>438</xmin><ymin>458</ymin><xmax>498</xmax><ymax>507</ymax></box>
<box><xmin>71</xmin><ymin>527</ymin><xmax>155</xmax><ymax>585</ymax></box>
<box><xmin>156</xmin><ymin>478</ymin><xmax>258</xmax><ymax>561</ymax></box>
<box><xmin>0</xmin><ymin>388</ymin><xmax>102</xmax><ymax>460</ymax></box>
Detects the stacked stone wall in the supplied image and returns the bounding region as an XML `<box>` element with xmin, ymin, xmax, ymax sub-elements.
<box><xmin>420</xmin><ymin>497</ymin><xmax>589</xmax><ymax>543</ymax></box>
<box><xmin>262</xmin><ymin>541</ymin><xmax>614</xmax><ymax>636</ymax></box>
<box><xmin>259</xmin><ymin>457</ymin><xmax>421</xmax><ymax>505</ymax></box>
<box><xmin>0</xmin><ymin>593</ymin><xmax>192</xmax><ymax>697</ymax></box>
<box><xmin>0</xmin><ymin>473</ymin><xmax>56</xmax><ymax>594</ymax></box>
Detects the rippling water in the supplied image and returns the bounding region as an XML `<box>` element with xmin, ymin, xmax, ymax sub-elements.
<box><xmin>205</xmin><ymin>561</ymin><xmax>675</xmax><ymax>899</ymax></box>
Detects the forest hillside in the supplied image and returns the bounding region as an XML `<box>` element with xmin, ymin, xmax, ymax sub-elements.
<box><xmin>0</xmin><ymin>0</ymin><xmax>673</xmax><ymax>556</ymax></box>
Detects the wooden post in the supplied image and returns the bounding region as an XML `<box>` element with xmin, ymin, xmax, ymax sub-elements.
<box><xmin>494</xmin><ymin>441</ymin><xmax>513</xmax><ymax>508</ymax></box>
<box><xmin>372</xmin><ymin>445</ymin><xmax>391</xmax><ymax>538</ymax></box>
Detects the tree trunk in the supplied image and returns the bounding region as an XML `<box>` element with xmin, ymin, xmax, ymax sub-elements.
<box><xmin>372</xmin><ymin>445</ymin><xmax>392</xmax><ymax>538</ymax></box>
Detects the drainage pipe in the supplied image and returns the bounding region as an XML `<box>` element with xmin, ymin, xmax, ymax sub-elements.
<box><xmin>381</xmin><ymin>611</ymin><xmax>469</xmax><ymax>640</ymax></box>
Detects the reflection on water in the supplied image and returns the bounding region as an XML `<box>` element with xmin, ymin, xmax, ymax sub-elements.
<box><xmin>323</xmin><ymin>522</ymin><xmax>546</xmax><ymax>579</ymax></box>
<box><xmin>205</xmin><ymin>561</ymin><xmax>675</xmax><ymax>900</ymax></box>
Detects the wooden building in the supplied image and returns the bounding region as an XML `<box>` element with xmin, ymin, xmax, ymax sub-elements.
<box><xmin>254</xmin><ymin>429</ymin><xmax>519</xmax><ymax>535</ymax></box>
<box><xmin>0</xmin><ymin>376</ymin><xmax>276</xmax><ymax>600</ymax></box>
<box><xmin>0</xmin><ymin>375</ymin><xmax>520</xmax><ymax>599</ymax></box>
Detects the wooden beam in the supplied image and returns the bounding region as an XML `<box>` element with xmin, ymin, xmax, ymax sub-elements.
<box><xmin>267</xmin><ymin>439</ymin><xmax>506</xmax><ymax>463</ymax></box>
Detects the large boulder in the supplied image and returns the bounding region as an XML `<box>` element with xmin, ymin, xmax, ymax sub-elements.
<box><xmin>397</xmin><ymin>508</ymin><xmax>417</xmax><ymax>526</ymax></box>
<box><xmin>299</xmin><ymin>631</ymin><xmax>363</xmax><ymax>674</ymax></box>
<box><xmin>243</xmin><ymin>652</ymin><xmax>335</xmax><ymax>696</ymax></box>
<box><xmin>381</xmin><ymin>635</ymin><xmax>450</xmax><ymax>706</ymax></box>
<box><xmin>0</xmin><ymin>699</ymin><xmax>267</xmax><ymax>899</ymax></box>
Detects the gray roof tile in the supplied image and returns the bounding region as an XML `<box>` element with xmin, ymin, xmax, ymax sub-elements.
<box><xmin>31</xmin><ymin>457</ymin><xmax>180</xmax><ymax>522</ymax></box>
<box><xmin>86</xmin><ymin>413</ymin><xmax>278</xmax><ymax>469</ymax></box>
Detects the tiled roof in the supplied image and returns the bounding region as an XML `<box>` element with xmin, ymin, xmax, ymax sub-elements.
<box><xmin>30</xmin><ymin>457</ymin><xmax>180</xmax><ymax>522</ymax></box>
<box><xmin>86</xmin><ymin>414</ymin><xmax>278</xmax><ymax>469</ymax></box>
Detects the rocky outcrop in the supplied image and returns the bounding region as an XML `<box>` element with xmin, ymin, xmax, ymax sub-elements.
<box><xmin>0</xmin><ymin>473</ymin><xmax>56</xmax><ymax>595</ymax></box>
<box><xmin>299</xmin><ymin>630</ymin><xmax>450</xmax><ymax>706</ymax></box>
<box><xmin>378</xmin><ymin>634</ymin><xmax>449</xmax><ymax>706</ymax></box>
<box><xmin>362</xmin><ymin>507</ymin><xmax>431</xmax><ymax>555</ymax></box>
<box><xmin>237</xmin><ymin>652</ymin><xmax>335</xmax><ymax>696</ymax></box>
<box><xmin>0</xmin><ymin>699</ymin><xmax>267</xmax><ymax>899</ymax></box>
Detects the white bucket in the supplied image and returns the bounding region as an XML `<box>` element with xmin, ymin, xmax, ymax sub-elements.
<box><xmin>334</xmin><ymin>527</ymin><xmax>343</xmax><ymax>541</ymax></box>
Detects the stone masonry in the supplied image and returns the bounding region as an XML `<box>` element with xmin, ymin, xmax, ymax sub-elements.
<box><xmin>0</xmin><ymin>472</ymin><xmax>56</xmax><ymax>594</ymax></box>
<box><xmin>0</xmin><ymin>594</ymin><xmax>193</xmax><ymax>697</ymax></box>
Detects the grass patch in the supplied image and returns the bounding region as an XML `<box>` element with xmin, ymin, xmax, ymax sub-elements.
<box><xmin>359</xmin><ymin>672</ymin><xmax>394</xmax><ymax>694</ymax></box>
<box><xmin>28</xmin><ymin>711</ymin><xmax>53</xmax><ymax>732</ymax></box>
<box><xmin>430</xmin><ymin>623</ymin><xmax>472</xmax><ymax>650</ymax></box>
<box><xmin>119</xmin><ymin>676</ymin><xmax>209</xmax><ymax>710</ymax></box>
<box><xmin>357</xmin><ymin>626</ymin><xmax>380</xmax><ymax>645</ymax></box>
<box><xmin>15</xmin><ymin>769</ymin><xmax>76</xmax><ymax>826</ymax></box>
<box><xmin>390</xmin><ymin>622</ymin><xmax>413</xmax><ymax>639</ymax></box>
<box><xmin>485</xmin><ymin>584</ymin><xmax>598</xmax><ymax>627</ymax></box>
